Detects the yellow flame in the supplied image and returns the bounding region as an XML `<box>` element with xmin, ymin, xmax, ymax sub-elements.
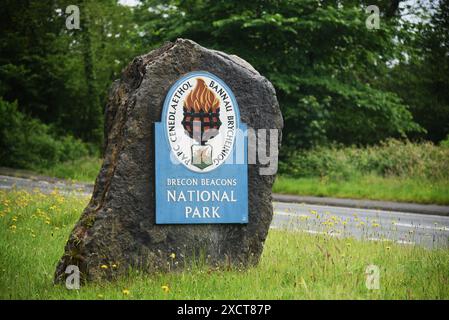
<box><xmin>184</xmin><ymin>78</ymin><xmax>220</xmax><ymax>112</ymax></box>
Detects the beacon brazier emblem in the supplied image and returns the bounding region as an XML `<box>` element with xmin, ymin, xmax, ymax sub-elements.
<box><xmin>155</xmin><ymin>71</ymin><xmax>248</xmax><ymax>224</ymax></box>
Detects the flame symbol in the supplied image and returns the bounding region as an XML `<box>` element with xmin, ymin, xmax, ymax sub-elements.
<box><xmin>184</xmin><ymin>78</ymin><xmax>220</xmax><ymax>113</ymax></box>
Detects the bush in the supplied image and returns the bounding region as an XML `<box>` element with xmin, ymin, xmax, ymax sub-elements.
<box><xmin>441</xmin><ymin>134</ymin><xmax>449</xmax><ymax>148</ymax></box>
<box><xmin>0</xmin><ymin>98</ymin><xmax>91</xmax><ymax>170</ymax></box>
<box><xmin>280</xmin><ymin>139</ymin><xmax>449</xmax><ymax>181</ymax></box>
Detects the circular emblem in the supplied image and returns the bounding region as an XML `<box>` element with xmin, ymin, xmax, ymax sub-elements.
<box><xmin>164</xmin><ymin>72</ymin><xmax>238</xmax><ymax>173</ymax></box>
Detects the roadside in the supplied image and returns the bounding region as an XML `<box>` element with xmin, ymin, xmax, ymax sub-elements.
<box><xmin>273</xmin><ymin>175</ymin><xmax>449</xmax><ymax>206</ymax></box>
<box><xmin>1</xmin><ymin>167</ymin><xmax>449</xmax><ymax>217</ymax></box>
<box><xmin>273</xmin><ymin>194</ymin><xmax>449</xmax><ymax>216</ymax></box>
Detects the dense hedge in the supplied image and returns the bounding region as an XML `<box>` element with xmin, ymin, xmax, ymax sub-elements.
<box><xmin>0</xmin><ymin>98</ymin><xmax>92</xmax><ymax>170</ymax></box>
<box><xmin>279</xmin><ymin>139</ymin><xmax>449</xmax><ymax>181</ymax></box>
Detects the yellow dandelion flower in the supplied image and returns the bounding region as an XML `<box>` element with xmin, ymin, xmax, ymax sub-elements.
<box><xmin>170</xmin><ymin>253</ymin><xmax>176</xmax><ymax>259</ymax></box>
<box><xmin>122</xmin><ymin>289</ymin><xmax>130</xmax><ymax>295</ymax></box>
<box><xmin>161</xmin><ymin>285</ymin><xmax>170</xmax><ymax>293</ymax></box>
<box><xmin>100</xmin><ymin>264</ymin><xmax>108</xmax><ymax>269</ymax></box>
<box><xmin>112</xmin><ymin>264</ymin><xmax>117</xmax><ymax>269</ymax></box>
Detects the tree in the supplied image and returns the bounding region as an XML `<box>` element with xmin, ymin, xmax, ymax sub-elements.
<box><xmin>0</xmin><ymin>0</ymin><xmax>142</xmax><ymax>147</ymax></box>
<box><xmin>135</xmin><ymin>0</ymin><xmax>421</xmax><ymax>153</ymax></box>
<box><xmin>387</xmin><ymin>0</ymin><xmax>449</xmax><ymax>143</ymax></box>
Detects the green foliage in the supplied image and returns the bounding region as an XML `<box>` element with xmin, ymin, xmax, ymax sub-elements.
<box><xmin>0</xmin><ymin>0</ymin><xmax>142</xmax><ymax>145</ymax></box>
<box><xmin>39</xmin><ymin>157</ymin><xmax>102</xmax><ymax>183</ymax></box>
<box><xmin>136</xmin><ymin>0</ymin><xmax>422</xmax><ymax>150</ymax></box>
<box><xmin>440</xmin><ymin>134</ymin><xmax>449</xmax><ymax>148</ymax></box>
<box><xmin>274</xmin><ymin>175</ymin><xmax>449</xmax><ymax>205</ymax></box>
<box><xmin>385</xmin><ymin>0</ymin><xmax>449</xmax><ymax>143</ymax></box>
<box><xmin>280</xmin><ymin>139</ymin><xmax>449</xmax><ymax>181</ymax></box>
<box><xmin>1</xmin><ymin>0</ymin><xmax>448</xmax><ymax>170</ymax></box>
<box><xmin>0</xmin><ymin>98</ymin><xmax>91</xmax><ymax>169</ymax></box>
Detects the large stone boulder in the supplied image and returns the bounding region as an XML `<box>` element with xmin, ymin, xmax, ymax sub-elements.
<box><xmin>54</xmin><ymin>39</ymin><xmax>283</xmax><ymax>282</ymax></box>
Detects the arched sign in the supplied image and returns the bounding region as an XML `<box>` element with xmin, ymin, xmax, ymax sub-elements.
<box><xmin>155</xmin><ymin>71</ymin><xmax>248</xmax><ymax>224</ymax></box>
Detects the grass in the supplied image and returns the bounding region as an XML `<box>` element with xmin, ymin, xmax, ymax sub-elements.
<box><xmin>274</xmin><ymin>175</ymin><xmax>449</xmax><ymax>205</ymax></box>
<box><xmin>37</xmin><ymin>157</ymin><xmax>102</xmax><ymax>183</ymax></box>
<box><xmin>14</xmin><ymin>156</ymin><xmax>449</xmax><ymax>205</ymax></box>
<box><xmin>1</xmin><ymin>190</ymin><xmax>448</xmax><ymax>299</ymax></box>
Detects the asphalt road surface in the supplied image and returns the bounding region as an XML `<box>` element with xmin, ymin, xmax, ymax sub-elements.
<box><xmin>1</xmin><ymin>175</ymin><xmax>448</xmax><ymax>249</ymax></box>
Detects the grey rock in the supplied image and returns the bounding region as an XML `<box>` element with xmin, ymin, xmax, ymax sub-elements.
<box><xmin>54</xmin><ymin>39</ymin><xmax>283</xmax><ymax>282</ymax></box>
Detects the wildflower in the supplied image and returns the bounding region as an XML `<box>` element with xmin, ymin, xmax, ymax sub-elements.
<box><xmin>161</xmin><ymin>285</ymin><xmax>170</xmax><ymax>293</ymax></box>
<box><xmin>122</xmin><ymin>289</ymin><xmax>130</xmax><ymax>295</ymax></box>
<box><xmin>170</xmin><ymin>253</ymin><xmax>176</xmax><ymax>259</ymax></box>
<box><xmin>372</xmin><ymin>223</ymin><xmax>380</xmax><ymax>228</ymax></box>
<box><xmin>112</xmin><ymin>264</ymin><xmax>117</xmax><ymax>269</ymax></box>
<box><xmin>100</xmin><ymin>264</ymin><xmax>108</xmax><ymax>270</ymax></box>
<box><xmin>10</xmin><ymin>225</ymin><xmax>17</xmax><ymax>230</ymax></box>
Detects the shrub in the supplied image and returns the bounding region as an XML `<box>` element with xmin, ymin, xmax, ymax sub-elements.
<box><xmin>0</xmin><ymin>97</ymin><xmax>90</xmax><ymax>169</ymax></box>
<box><xmin>441</xmin><ymin>134</ymin><xmax>449</xmax><ymax>148</ymax></box>
<box><xmin>280</xmin><ymin>139</ymin><xmax>449</xmax><ymax>181</ymax></box>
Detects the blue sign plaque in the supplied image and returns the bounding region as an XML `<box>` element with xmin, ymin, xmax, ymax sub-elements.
<box><xmin>155</xmin><ymin>71</ymin><xmax>248</xmax><ymax>224</ymax></box>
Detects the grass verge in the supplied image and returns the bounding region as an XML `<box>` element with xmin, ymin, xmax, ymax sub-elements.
<box><xmin>274</xmin><ymin>175</ymin><xmax>449</xmax><ymax>205</ymax></box>
<box><xmin>37</xmin><ymin>157</ymin><xmax>102</xmax><ymax>183</ymax></box>
<box><xmin>1</xmin><ymin>190</ymin><xmax>448</xmax><ymax>299</ymax></box>
<box><xmin>11</xmin><ymin>156</ymin><xmax>449</xmax><ymax>205</ymax></box>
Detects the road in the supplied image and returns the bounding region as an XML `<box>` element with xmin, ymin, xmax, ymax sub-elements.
<box><xmin>1</xmin><ymin>175</ymin><xmax>448</xmax><ymax>249</ymax></box>
<box><xmin>272</xmin><ymin>202</ymin><xmax>449</xmax><ymax>249</ymax></box>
